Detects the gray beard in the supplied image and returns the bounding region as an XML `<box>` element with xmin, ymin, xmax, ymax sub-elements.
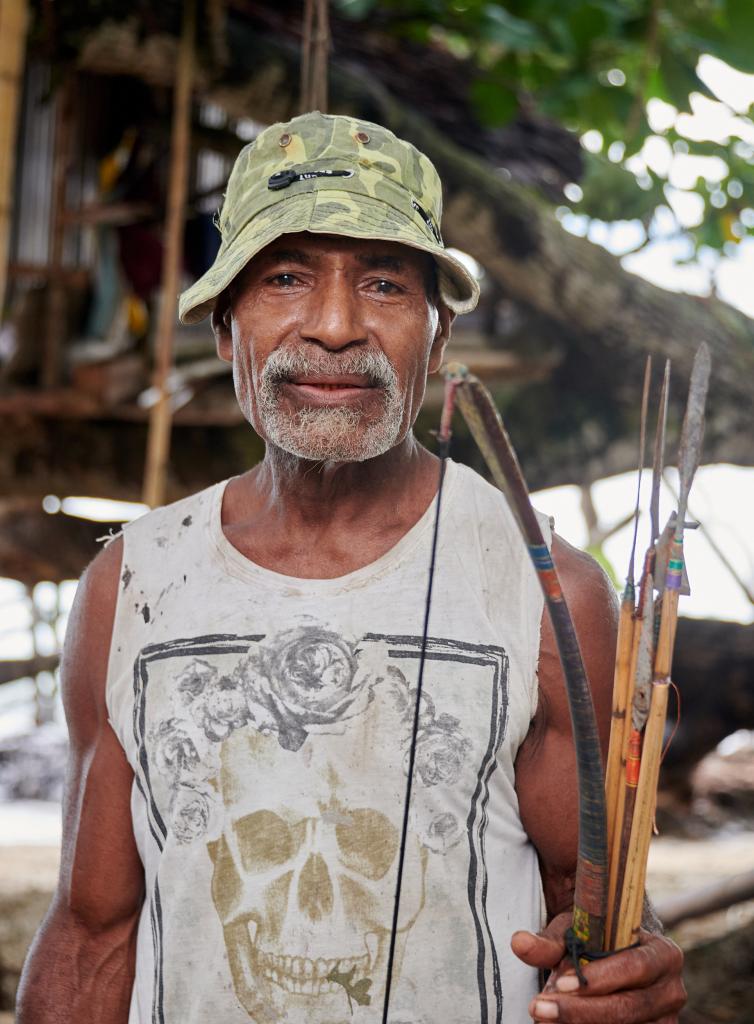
<box><xmin>256</xmin><ymin>348</ymin><xmax>405</xmax><ymax>462</ymax></box>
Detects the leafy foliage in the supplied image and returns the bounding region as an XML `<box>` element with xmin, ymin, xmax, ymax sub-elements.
<box><xmin>35</xmin><ymin>0</ymin><xmax>754</xmax><ymax>259</ymax></box>
<box><xmin>334</xmin><ymin>0</ymin><xmax>754</xmax><ymax>258</ymax></box>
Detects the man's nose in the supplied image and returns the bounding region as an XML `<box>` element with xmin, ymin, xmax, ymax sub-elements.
<box><xmin>300</xmin><ymin>276</ymin><xmax>366</xmax><ymax>350</ymax></box>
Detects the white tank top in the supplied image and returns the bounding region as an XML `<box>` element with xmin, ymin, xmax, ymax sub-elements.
<box><xmin>105</xmin><ymin>460</ymin><xmax>549</xmax><ymax>1024</ymax></box>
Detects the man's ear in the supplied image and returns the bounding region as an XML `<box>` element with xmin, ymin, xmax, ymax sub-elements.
<box><xmin>428</xmin><ymin>302</ymin><xmax>455</xmax><ymax>374</ymax></box>
<box><xmin>212</xmin><ymin>290</ymin><xmax>233</xmax><ymax>363</ymax></box>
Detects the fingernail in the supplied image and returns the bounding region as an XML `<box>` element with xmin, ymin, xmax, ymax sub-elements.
<box><xmin>513</xmin><ymin>930</ymin><xmax>536</xmax><ymax>954</ymax></box>
<box><xmin>533</xmin><ymin>1000</ymin><xmax>559</xmax><ymax>1020</ymax></box>
<box><xmin>556</xmin><ymin>974</ymin><xmax>580</xmax><ymax>992</ymax></box>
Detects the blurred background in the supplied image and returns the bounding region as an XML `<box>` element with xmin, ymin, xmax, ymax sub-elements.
<box><xmin>0</xmin><ymin>1</ymin><xmax>752</xmax><ymax>1021</ymax></box>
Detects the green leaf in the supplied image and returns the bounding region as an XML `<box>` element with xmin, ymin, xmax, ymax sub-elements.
<box><xmin>695</xmin><ymin>214</ymin><xmax>727</xmax><ymax>251</ymax></box>
<box><xmin>480</xmin><ymin>4</ymin><xmax>543</xmax><ymax>52</ymax></box>
<box><xmin>470</xmin><ymin>76</ymin><xmax>519</xmax><ymax>126</ymax></box>
<box><xmin>567</xmin><ymin>4</ymin><xmax>613</xmax><ymax>55</ymax></box>
<box><xmin>576</xmin><ymin>152</ymin><xmax>664</xmax><ymax>222</ymax></box>
<box><xmin>672</xmin><ymin>13</ymin><xmax>754</xmax><ymax>76</ymax></box>
<box><xmin>332</xmin><ymin>0</ymin><xmax>379</xmax><ymax>18</ymax></box>
<box><xmin>657</xmin><ymin>47</ymin><xmax>707</xmax><ymax>112</ymax></box>
<box><xmin>726</xmin><ymin>0</ymin><xmax>754</xmax><ymax>44</ymax></box>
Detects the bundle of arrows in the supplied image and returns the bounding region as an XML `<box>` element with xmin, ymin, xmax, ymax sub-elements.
<box><xmin>433</xmin><ymin>344</ymin><xmax>710</xmax><ymax>967</ymax></box>
<box><xmin>603</xmin><ymin>343</ymin><xmax>711</xmax><ymax>951</ymax></box>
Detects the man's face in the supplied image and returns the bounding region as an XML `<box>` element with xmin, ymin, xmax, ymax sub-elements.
<box><xmin>213</xmin><ymin>233</ymin><xmax>452</xmax><ymax>462</ymax></box>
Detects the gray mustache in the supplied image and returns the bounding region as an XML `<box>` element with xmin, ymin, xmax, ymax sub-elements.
<box><xmin>261</xmin><ymin>348</ymin><xmax>398</xmax><ymax>390</ymax></box>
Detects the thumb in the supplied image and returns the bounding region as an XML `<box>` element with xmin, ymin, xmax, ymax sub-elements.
<box><xmin>511</xmin><ymin>911</ymin><xmax>571</xmax><ymax>970</ymax></box>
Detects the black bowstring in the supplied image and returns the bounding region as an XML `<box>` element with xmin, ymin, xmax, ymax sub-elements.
<box><xmin>381</xmin><ymin>437</ymin><xmax>451</xmax><ymax>1024</ymax></box>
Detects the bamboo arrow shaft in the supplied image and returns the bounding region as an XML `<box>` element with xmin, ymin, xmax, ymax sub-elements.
<box><xmin>604</xmin><ymin>595</ymin><xmax>635</xmax><ymax>854</ymax></box>
<box><xmin>615</xmin><ymin>462</ymin><xmax>690</xmax><ymax>947</ymax></box>
<box><xmin>604</xmin><ymin>597</ymin><xmax>638</xmax><ymax>946</ymax></box>
<box><xmin>616</xmin><ymin>580</ymin><xmax>678</xmax><ymax>946</ymax></box>
<box><xmin>616</xmin><ymin>347</ymin><xmax>710</xmax><ymax>942</ymax></box>
<box><xmin>604</xmin><ymin>357</ymin><xmax>651</xmax><ymax>948</ymax></box>
<box><xmin>615</xmin><ymin>679</ymin><xmax>670</xmax><ymax>948</ymax></box>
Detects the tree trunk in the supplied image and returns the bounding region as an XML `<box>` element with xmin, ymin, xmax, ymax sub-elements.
<box><xmin>656</xmin><ymin>869</ymin><xmax>754</xmax><ymax>929</ymax></box>
<box><xmin>660</xmin><ymin>617</ymin><xmax>754</xmax><ymax>795</ymax></box>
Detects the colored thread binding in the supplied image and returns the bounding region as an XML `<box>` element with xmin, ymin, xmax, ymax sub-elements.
<box><xmin>564</xmin><ymin>928</ymin><xmax>640</xmax><ymax>986</ymax></box>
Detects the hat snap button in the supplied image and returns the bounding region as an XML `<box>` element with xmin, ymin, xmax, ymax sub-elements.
<box><xmin>278</xmin><ymin>133</ymin><xmax>292</xmax><ymax>147</ymax></box>
<box><xmin>355</xmin><ymin>131</ymin><xmax>370</xmax><ymax>144</ymax></box>
<box><xmin>268</xmin><ymin>169</ymin><xmax>297</xmax><ymax>190</ymax></box>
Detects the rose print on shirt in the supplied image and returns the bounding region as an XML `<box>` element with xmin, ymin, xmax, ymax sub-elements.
<box><xmin>150</xmin><ymin>718</ymin><xmax>202</xmax><ymax>783</ymax></box>
<box><xmin>147</xmin><ymin>622</ymin><xmax>470</xmax><ymax>845</ymax></box>
<box><xmin>240</xmin><ymin>625</ymin><xmax>373</xmax><ymax>751</ymax></box>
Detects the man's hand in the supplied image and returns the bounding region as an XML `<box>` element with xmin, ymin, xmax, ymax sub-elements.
<box><xmin>511</xmin><ymin>911</ymin><xmax>687</xmax><ymax>1023</ymax></box>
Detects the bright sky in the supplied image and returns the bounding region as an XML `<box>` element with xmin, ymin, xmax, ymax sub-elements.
<box><xmin>567</xmin><ymin>55</ymin><xmax>754</xmax><ymax>313</ymax></box>
<box><xmin>534</xmin><ymin>465</ymin><xmax>754</xmax><ymax>626</ymax></box>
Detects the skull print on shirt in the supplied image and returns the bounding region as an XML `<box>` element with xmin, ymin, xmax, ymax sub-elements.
<box><xmin>136</xmin><ymin>621</ymin><xmax>510</xmax><ymax>1024</ymax></box>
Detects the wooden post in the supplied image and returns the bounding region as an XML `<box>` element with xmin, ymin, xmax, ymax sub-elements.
<box><xmin>142</xmin><ymin>0</ymin><xmax>196</xmax><ymax>509</ymax></box>
<box><xmin>0</xmin><ymin>0</ymin><xmax>29</xmax><ymax>320</ymax></box>
<box><xmin>42</xmin><ymin>74</ymin><xmax>74</xmax><ymax>389</ymax></box>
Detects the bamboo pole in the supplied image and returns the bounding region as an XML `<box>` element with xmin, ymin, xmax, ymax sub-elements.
<box><xmin>0</xmin><ymin>0</ymin><xmax>29</xmax><ymax>319</ymax></box>
<box><xmin>142</xmin><ymin>0</ymin><xmax>196</xmax><ymax>509</ymax></box>
<box><xmin>42</xmin><ymin>74</ymin><xmax>74</xmax><ymax>389</ymax></box>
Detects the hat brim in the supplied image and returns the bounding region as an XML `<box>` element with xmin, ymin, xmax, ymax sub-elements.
<box><xmin>178</xmin><ymin>189</ymin><xmax>480</xmax><ymax>324</ymax></box>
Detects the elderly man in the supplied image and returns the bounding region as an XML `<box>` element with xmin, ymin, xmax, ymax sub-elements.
<box><xmin>18</xmin><ymin>113</ymin><xmax>685</xmax><ymax>1024</ymax></box>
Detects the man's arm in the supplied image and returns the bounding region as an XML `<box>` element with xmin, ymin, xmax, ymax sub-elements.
<box><xmin>16</xmin><ymin>537</ymin><xmax>145</xmax><ymax>1024</ymax></box>
<box><xmin>513</xmin><ymin>535</ymin><xmax>686</xmax><ymax>1023</ymax></box>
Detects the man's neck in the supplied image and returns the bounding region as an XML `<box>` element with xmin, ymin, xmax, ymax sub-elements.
<box><xmin>221</xmin><ymin>433</ymin><xmax>442</xmax><ymax>578</ymax></box>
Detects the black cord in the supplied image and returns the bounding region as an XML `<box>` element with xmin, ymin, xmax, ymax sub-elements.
<box><xmin>381</xmin><ymin>443</ymin><xmax>450</xmax><ymax>1024</ymax></box>
<box><xmin>564</xmin><ymin>928</ymin><xmax>640</xmax><ymax>986</ymax></box>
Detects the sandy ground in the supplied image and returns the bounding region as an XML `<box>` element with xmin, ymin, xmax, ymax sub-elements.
<box><xmin>0</xmin><ymin>844</ymin><xmax>60</xmax><ymax>896</ymax></box>
<box><xmin>648</xmin><ymin>830</ymin><xmax>754</xmax><ymax>947</ymax></box>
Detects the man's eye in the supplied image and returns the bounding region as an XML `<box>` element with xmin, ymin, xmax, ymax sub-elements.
<box><xmin>372</xmin><ymin>279</ymin><xmax>401</xmax><ymax>294</ymax></box>
<box><xmin>269</xmin><ymin>273</ymin><xmax>299</xmax><ymax>287</ymax></box>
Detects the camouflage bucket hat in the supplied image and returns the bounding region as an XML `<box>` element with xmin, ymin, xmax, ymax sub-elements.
<box><xmin>178</xmin><ymin>111</ymin><xmax>480</xmax><ymax>324</ymax></box>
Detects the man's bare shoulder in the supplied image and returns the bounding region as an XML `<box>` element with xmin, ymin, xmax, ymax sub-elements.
<box><xmin>83</xmin><ymin>533</ymin><xmax>124</xmax><ymax>589</ymax></box>
<box><xmin>60</xmin><ymin>536</ymin><xmax>123</xmax><ymax>723</ymax></box>
<box><xmin>551</xmin><ymin>532</ymin><xmax>619</xmax><ymax>625</ymax></box>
